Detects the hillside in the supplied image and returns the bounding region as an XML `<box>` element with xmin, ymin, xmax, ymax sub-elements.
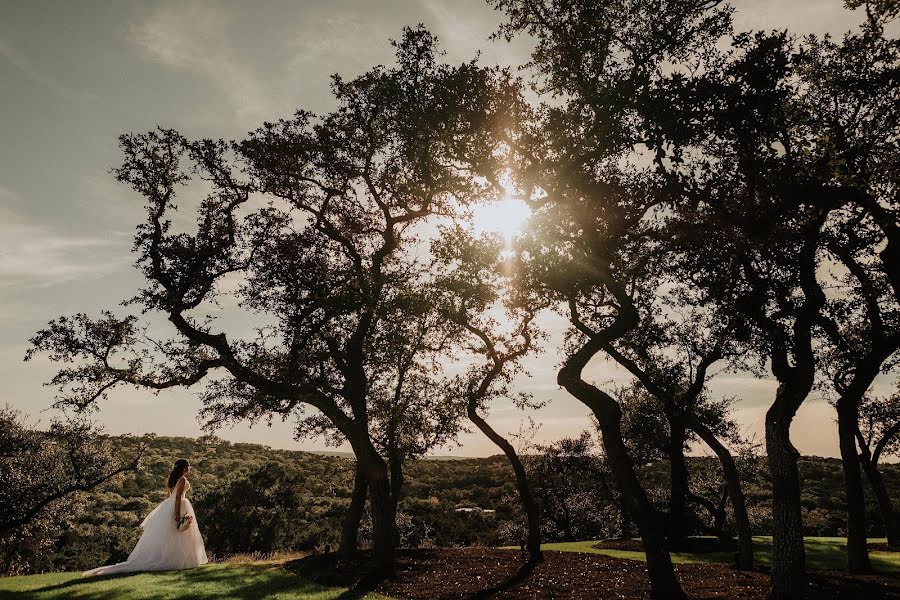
<box><xmin>18</xmin><ymin>434</ymin><xmax>900</xmax><ymax>576</ymax></box>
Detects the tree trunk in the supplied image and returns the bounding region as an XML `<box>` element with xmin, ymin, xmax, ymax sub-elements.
<box><xmin>620</xmin><ymin>515</ymin><xmax>633</xmax><ymax>539</ymax></box>
<box><xmin>615</xmin><ymin>492</ymin><xmax>635</xmax><ymax>539</ymax></box>
<box><xmin>468</xmin><ymin>404</ymin><xmax>543</xmax><ymax>562</ymax></box>
<box><xmin>860</xmin><ymin>451</ymin><xmax>900</xmax><ymax>548</ymax></box>
<box><xmin>878</xmin><ymin>223</ymin><xmax>900</xmax><ymax>305</ymax></box>
<box><xmin>357</xmin><ymin>445</ymin><xmax>395</xmax><ymax>578</ymax></box>
<box><xmin>388</xmin><ymin>450</ymin><xmax>404</xmax><ymax>547</ymax></box>
<box><xmin>339</xmin><ymin>461</ymin><xmax>367</xmax><ymax>558</ymax></box>
<box><xmin>667</xmin><ymin>415</ymin><xmax>689</xmax><ymax>549</ymax></box>
<box><xmin>560</xmin><ymin>500</ymin><xmax>574</xmax><ymax>542</ymax></box>
<box><xmin>837</xmin><ymin>398</ymin><xmax>872</xmax><ymax>572</ymax></box>
<box><xmin>713</xmin><ymin>486</ymin><xmax>730</xmax><ymax>542</ymax></box>
<box><xmin>560</xmin><ymin>372</ymin><xmax>685</xmax><ymax>600</ymax></box>
<box><xmin>602</xmin><ymin>414</ymin><xmax>685</xmax><ymax>600</ymax></box>
<box><xmin>765</xmin><ymin>398</ymin><xmax>807</xmax><ymax>599</ymax></box>
<box><xmin>685</xmin><ymin>413</ymin><xmax>754</xmax><ymax>570</ymax></box>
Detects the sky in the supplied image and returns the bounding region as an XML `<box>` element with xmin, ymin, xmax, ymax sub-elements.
<box><xmin>0</xmin><ymin>0</ymin><xmax>894</xmax><ymax>458</ymax></box>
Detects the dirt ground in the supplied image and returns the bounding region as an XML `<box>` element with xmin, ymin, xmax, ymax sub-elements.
<box><xmin>288</xmin><ymin>547</ymin><xmax>900</xmax><ymax>599</ymax></box>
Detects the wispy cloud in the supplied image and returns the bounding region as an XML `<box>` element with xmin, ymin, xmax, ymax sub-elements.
<box><xmin>0</xmin><ymin>39</ymin><xmax>99</xmax><ymax>102</ymax></box>
<box><xmin>417</xmin><ymin>0</ymin><xmax>525</xmax><ymax>67</ymax></box>
<box><xmin>731</xmin><ymin>0</ymin><xmax>864</xmax><ymax>36</ymax></box>
<box><xmin>290</xmin><ymin>15</ymin><xmax>366</xmax><ymax>59</ymax></box>
<box><xmin>125</xmin><ymin>2</ymin><xmax>275</xmax><ymax>123</ymax></box>
<box><xmin>284</xmin><ymin>12</ymin><xmax>393</xmax><ymax>99</ymax></box>
<box><xmin>0</xmin><ymin>194</ymin><xmax>127</xmax><ymax>288</ymax></box>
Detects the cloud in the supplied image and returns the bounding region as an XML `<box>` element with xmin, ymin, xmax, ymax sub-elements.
<box><xmin>731</xmin><ymin>0</ymin><xmax>865</xmax><ymax>36</ymax></box>
<box><xmin>125</xmin><ymin>2</ymin><xmax>275</xmax><ymax>123</ymax></box>
<box><xmin>417</xmin><ymin>0</ymin><xmax>527</xmax><ymax>67</ymax></box>
<box><xmin>0</xmin><ymin>195</ymin><xmax>127</xmax><ymax>288</ymax></box>
<box><xmin>284</xmin><ymin>12</ymin><xmax>392</xmax><ymax>90</ymax></box>
<box><xmin>289</xmin><ymin>15</ymin><xmax>367</xmax><ymax>59</ymax></box>
<box><xmin>0</xmin><ymin>39</ymin><xmax>99</xmax><ymax>102</ymax></box>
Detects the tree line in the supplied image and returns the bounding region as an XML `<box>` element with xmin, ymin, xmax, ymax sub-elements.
<box><xmin>24</xmin><ymin>1</ymin><xmax>900</xmax><ymax>598</ymax></box>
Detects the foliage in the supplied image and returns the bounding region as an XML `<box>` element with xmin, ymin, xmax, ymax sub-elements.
<box><xmin>526</xmin><ymin>432</ymin><xmax>624</xmax><ymax>542</ymax></box>
<box><xmin>194</xmin><ymin>462</ymin><xmax>335</xmax><ymax>556</ymax></box>
<box><xmin>859</xmin><ymin>389</ymin><xmax>900</xmax><ymax>465</ymax></box>
<box><xmin>0</xmin><ymin>407</ymin><xmax>141</xmax><ymax>575</ymax></box>
<box><xmin>616</xmin><ymin>385</ymin><xmax>739</xmax><ymax>464</ymax></box>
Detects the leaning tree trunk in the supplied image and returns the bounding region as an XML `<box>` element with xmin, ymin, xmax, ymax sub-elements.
<box><xmin>867</xmin><ymin>468</ymin><xmax>900</xmax><ymax>548</ymax></box>
<box><xmin>560</xmin><ymin>371</ymin><xmax>686</xmax><ymax>600</ymax></box>
<box><xmin>837</xmin><ymin>398</ymin><xmax>872</xmax><ymax>572</ymax></box>
<box><xmin>765</xmin><ymin>395</ymin><xmax>807</xmax><ymax>600</ymax></box>
<box><xmin>667</xmin><ymin>414</ymin><xmax>690</xmax><ymax>549</ymax></box>
<box><xmin>711</xmin><ymin>487</ymin><xmax>730</xmax><ymax>542</ymax></box>
<box><xmin>467</xmin><ymin>403</ymin><xmax>543</xmax><ymax>562</ymax></box>
<box><xmin>339</xmin><ymin>461</ymin><xmax>367</xmax><ymax>558</ymax></box>
<box><xmin>859</xmin><ymin>448</ymin><xmax>900</xmax><ymax>548</ymax></box>
<box><xmin>685</xmin><ymin>413</ymin><xmax>754</xmax><ymax>570</ymax></box>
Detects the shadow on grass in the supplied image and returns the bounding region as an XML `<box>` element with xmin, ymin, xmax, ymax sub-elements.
<box><xmin>0</xmin><ymin>563</ymin><xmax>361</xmax><ymax>600</ymax></box>
<box><xmin>283</xmin><ymin>552</ymin><xmax>387</xmax><ymax>600</ymax></box>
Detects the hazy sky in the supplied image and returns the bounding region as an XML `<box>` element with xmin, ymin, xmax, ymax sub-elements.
<box><xmin>1</xmin><ymin>0</ymin><xmax>892</xmax><ymax>457</ymax></box>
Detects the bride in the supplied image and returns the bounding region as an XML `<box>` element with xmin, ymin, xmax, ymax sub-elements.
<box><xmin>83</xmin><ymin>459</ymin><xmax>208</xmax><ymax>576</ymax></box>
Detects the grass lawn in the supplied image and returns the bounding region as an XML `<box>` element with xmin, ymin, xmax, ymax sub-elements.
<box><xmin>542</xmin><ymin>536</ymin><xmax>900</xmax><ymax>574</ymax></box>
<box><xmin>0</xmin><ymin>561</ymin><xmax>394</xmax><ymax>600</ymax></box>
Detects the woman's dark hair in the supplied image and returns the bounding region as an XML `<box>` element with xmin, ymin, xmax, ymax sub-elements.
<box><xmin>167</xmin><ymin>459</ymin><xmax>190</xmax><ymax>490</ymax></box>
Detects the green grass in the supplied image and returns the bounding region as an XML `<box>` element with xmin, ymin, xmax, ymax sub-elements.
<box><xmin>540</xmin><ymin>536</ymin><xmax>900</xmax><ymax>573</ymax></box>
<box><xmin>0</xmin><ymin>562</ymin><xmax>393</xmax><ymax>600</ymax></box>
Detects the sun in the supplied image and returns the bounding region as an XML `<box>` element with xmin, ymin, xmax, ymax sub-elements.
<box><xmin>469</xmin><ymin>190</ymin><xmax>532</xmax><ymax>244</ymax></box>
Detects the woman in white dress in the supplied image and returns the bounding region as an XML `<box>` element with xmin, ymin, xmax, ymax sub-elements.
<box><xmin>83</xmin><ymin>459</ymin><xmax>208</xmax><ymax>576</ymax></box>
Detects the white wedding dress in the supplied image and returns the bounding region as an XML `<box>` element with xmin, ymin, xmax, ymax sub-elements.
<box><xmin>83</xmin><ymin>478</ymin><xmax>208</xmax><ymax>576</ymax></box>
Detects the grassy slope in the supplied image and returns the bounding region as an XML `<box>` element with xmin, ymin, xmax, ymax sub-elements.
<box><xmin>0</xmin><ymin>563</ymin><xmax>393</xmax><ymax>600</ymax></box>
<box><xmin>542</xmin><ymin>536</ymin><xmax>900</xmax><ymax>573</ymax></box>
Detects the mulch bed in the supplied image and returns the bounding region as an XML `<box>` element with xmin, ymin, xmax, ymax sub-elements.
<box><xmin>870</xmin><ymin>543</ymin><xmax>900</xmax><ymax>553</ymax></box>
<box><xmin>287</xmin><ymin>547</ymin><xmax>900</xmax><ymax>599</ymax></box>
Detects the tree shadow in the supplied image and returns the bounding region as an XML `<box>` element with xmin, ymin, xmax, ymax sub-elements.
<box><xmin>0</xmin><ymin>563</ymin><xmax>368</xmax><ymax>600</ymax></box>
<box><xmin>283</xmin><ymin>549</ymin><xmax>545</xmax><ymax>599</ymax></box>
<box><xmin>284</xmin><ymin>551</ymin><xmax>387</xmax><ymax>598</ymax></box>
<box><xmin>1</xmin><ymin>571</ymin><xmax>137</xmax><ymax>599</ymax></box>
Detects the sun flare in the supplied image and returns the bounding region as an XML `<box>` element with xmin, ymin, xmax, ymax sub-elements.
<box><xmin>469</xmin><ymin>192</ymin><xmax>532</xmax><ymax>244</ymax></box>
